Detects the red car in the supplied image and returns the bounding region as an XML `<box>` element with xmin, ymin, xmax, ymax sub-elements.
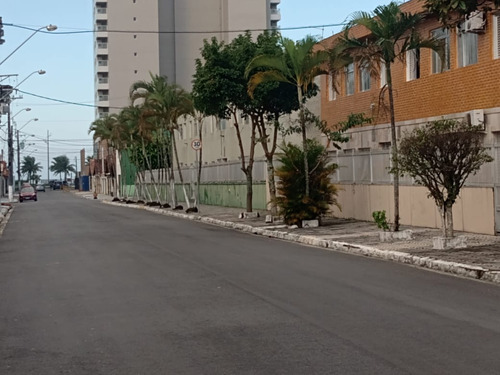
<box><xmin>19</xmin><ymin>186</ymin><xmax>37</xmax><ymax>202</ymax></box>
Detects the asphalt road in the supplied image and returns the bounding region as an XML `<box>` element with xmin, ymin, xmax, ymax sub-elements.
<box><xmin>1</xmin><ymin>191</ymin><xmax>500</xmax><ymax>374</ymax></box>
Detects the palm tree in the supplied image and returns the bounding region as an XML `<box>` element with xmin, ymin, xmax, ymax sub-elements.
<box><xmin>50</xmin><ymin>155</ymin><xmax>75</xmax><ymax>182</ymax></box>
<box><xmin>130</xmin><ymin>74</ymin><xmax>194</xmax><ymax>207</ymax></box>
<box><xmin>340</xmin><ymin>2</ymin><xmax>442</xmax><ymax>231</ymax></box>
<box><xmin>21</xmin><ymin>156</ymin><xmax>42</xmax><ymax>184</ymax></box>
<box><xmin>246</xmin><ymin>36</ymin><xmax>329</xmax><ymax>198</ymax></box>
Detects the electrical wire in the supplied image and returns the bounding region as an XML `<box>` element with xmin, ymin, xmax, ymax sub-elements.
<box><xmin>5</xmin><ymin>22</ymin><xmax>347</xmax><ymax>36</ymax></box>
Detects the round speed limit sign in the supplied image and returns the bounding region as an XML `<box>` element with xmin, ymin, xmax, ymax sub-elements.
<box><xmin>191</xmin><ymin>139</ymin><xmax>202</xmax><ymax>150</ymax></box>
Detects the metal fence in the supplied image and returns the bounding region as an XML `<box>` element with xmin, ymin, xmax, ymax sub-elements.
<box><xmin>331</xmin><ymin>147</ymin><xmax>496</xmax><ymax>187</ymax></box>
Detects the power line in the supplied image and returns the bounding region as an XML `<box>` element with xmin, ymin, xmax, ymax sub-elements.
<box><xmin>6</xmin><ymin>22</ymin><xmax>347</xmax><ymax>36</ymax></box>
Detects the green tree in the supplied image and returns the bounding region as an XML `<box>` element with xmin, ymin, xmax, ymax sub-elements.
<box><xmin>194</xmin><ymin>31</ymin><xmax>300</xmax><ymax>213</ymax></box>
<box><xmin>130</xmin><ymin>74</ymin><xmax>194</xmax><ymax>206</ymax></box>
<box><xmin>246</xmin><ymin>35</ymin><xmax>328</xmax><ymax>198</ymax></box>
<box><xmin>274</xmin><ymin>139</ymin><xmax>340</xmax><ymax>226</ymax></box>
<box><xmin>50</xmin><ymin>155</ymin><xmax>75</xmax><ymax>181</ymax></box>
<box><xmin>21</xmin><ymin>156</ymin><xmax>42</xmax><ymax>184</ymax></box>
<box><xmin>424</xmin><ymin>0</ymin><xmax>500</xmax><ymax>26</ymax></box>
<box><xmin>398</xmin><ymin>119</ymin><xmax>493</xmax><ymax>238</ymax></box>
<box><xmin>341</xmin><ymin>2</ymin><xmax>442</xmax><ymax>231</ymax></box>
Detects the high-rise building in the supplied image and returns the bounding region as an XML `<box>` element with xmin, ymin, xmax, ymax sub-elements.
<box><xmin>93</xmin><ymin>0</ymin><xmax>281</xmax><ymax>118</ymax></box>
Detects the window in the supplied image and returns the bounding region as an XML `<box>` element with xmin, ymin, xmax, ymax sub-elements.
<box><xmin>406</xmin><ymin>49</ymin><xmax>420</xmax><ymax>81</ymax></box>
<box><xmin>494</xmin><ymin>14</ymin><xmax>500</xmax><ymax>59</ymax></box>
<box><xmin>457</xmin><ymin>25</ymin><xmax>478</xmax><ymax>67</ymax></box>
<box><xmin>431</xmin><ymin>28</ymin><xmax>450</xmax><ymax>73</ymax></box>
<box><xmin>328</xmin><ymin>73</ymin><xmax>336</xmax><ymax>101</ymax></box>
<box><xmin>380</xmin><ymin>61</ymin><xmax>387</xmax><ymax>88</ymax></box>
<box><xmin>345</xmin><ymin>63</ymin><xmax>354</xmax><ymax>95</ymax></box>
<box><xmin>359</xmin><ymin>64</ymin><xmax>371</xmax><ymax>92</ymax></box>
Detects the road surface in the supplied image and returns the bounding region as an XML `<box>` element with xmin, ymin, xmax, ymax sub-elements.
<box><xmin>1</xmin><ymin>191</ymin><xmax>500</xmax><ymax>374</ymax></box>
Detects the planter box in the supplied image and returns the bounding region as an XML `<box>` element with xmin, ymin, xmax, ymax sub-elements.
<box><xmin>302</xmin><ymin>219</ymin><xmax>319</xmax><ymax>228</ymax></box>
<box><xmin>239</xmin><ymin>212</ymin><xmax>260</xmax><ymax>219</ymax></box>
<box><xmin>433</xmin><ymin>236</ymin><xmax>467</xmax><ymax>250</ymax></box>
<box><xmin>379</xmin><ymin>229</ymin><xmax>414</xmax><ymax>242</ymax></box>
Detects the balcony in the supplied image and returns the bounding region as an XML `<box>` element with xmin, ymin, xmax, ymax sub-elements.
<box><xmin>270</xmin><ymin>0</ymin><xmax>280</xmax><ymax>3</ymax></box>
<box><xmin>95</xmin><ymin>23</ymin><xmax>108</xmax><ymax>37</ymax></box>
<box><xmin>270</xmin><ymin>8</ymin><xmax>281</xmax><ymax>21</ymax></box>
<box><xmin>95</xmin><ymin>7</ymin><xmax>107</xmax><ymax>20</ymax></box>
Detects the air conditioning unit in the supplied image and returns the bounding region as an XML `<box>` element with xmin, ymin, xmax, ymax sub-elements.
<box><xmin>469</xmin><ymin>109</ymin><xmax>485</xmax><ymax>130</ymax></box>
<box><xmin>464</xmin><ymin>11</ymin><xmax>485</xmax><ymax>33</ymax></box>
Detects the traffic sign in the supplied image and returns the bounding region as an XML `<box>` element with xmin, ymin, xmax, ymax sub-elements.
<box><xmin>191</xmin><ymin>139</ymin><xmax>202</xmax><ymax>150</ymax></box>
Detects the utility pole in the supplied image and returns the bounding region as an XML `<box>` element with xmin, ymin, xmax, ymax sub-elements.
<box><xmin>46</xmin><ymin>130</ymin><xmax>50</xmax><ymax>184</ymax></box>
<box><xmin>16</xmin><ymin>129</ymin><xmax>20</xmax><ymax>191</ymax></box>
<box><xmin>7</xmin><ymin>92</ymin><xmax>13</xmax><ymax>201</ymax></box>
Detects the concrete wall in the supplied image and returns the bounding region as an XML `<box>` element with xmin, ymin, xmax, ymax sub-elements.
<box><xmin>332</xmin><ymin>184</ymin><xmax>495</xmax><ymax>235</ymax></box>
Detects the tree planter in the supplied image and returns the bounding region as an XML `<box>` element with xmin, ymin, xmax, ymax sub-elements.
<box><xmin>433</xmin><ymin>236</ymin><xmax>467</xmax><ymax>250</ymax></box>
<box><xmin>302</xmin><ymin>219</ymin><xmax>319</xmax><ymax>228</ymax></box>
<box><xmin>239</xmin><ymin>212</ymin><xmax>260</xmax><ymax>219</ymax></box>
<box><xmin>379</xmin><ymin>230</ymin><xmax>414</xmax><ymax>242</ymax></box>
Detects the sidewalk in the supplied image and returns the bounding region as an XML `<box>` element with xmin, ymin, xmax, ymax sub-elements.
<box><xmin>75</xmin><ymin>191</ymin><xmax>500</xmax><ymax>284</ymax></box>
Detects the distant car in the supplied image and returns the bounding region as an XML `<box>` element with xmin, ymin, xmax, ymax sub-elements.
<box><xmin>36</xmin><ymin>184</ymin><xmax>45</xmax><ymax>192</ymax></box>
<box><xmin>52</xmin><ymin>181</ymin><xmax>62</xmax><ymax>190</ymax></box>
<box><xmin>19</xmin><ymin>186</ymin><xmax>37</xmax><ymax>202</ymax></box>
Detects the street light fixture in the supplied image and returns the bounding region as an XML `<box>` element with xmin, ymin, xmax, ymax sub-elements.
<box><xmin>0</xmin><ymin>107</ymin><xmax>31</xmax><ymax>127</ymax></box>
<box><xmin>17</xmin><ymin>117</ymin><xmax>38</xmax><ymax>132</ymax></box>
<box><xmin>0</xmin><ymin>24</ymin><xmax>57</xmax><ymax>66</ymax></box>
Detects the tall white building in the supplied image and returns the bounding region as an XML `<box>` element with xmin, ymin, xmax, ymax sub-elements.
<box><xmin>93</xmin><ymin>0</ymin><xmax>281</xmax><ymax>118</ymax></box>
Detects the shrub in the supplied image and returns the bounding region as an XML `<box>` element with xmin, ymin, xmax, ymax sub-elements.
<box><xmin>372</xmin><ymin>210</ymin><xmax>390</xmax><ymax>231</ymax></box>
<box><xmin>274</xmin><ymin>139</ymin><xmax>340</xmax><ymax>226</ymax></box>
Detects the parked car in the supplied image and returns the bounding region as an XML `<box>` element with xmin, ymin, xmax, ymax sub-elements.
<box><xmin>19</xmin><ymin>186</ymin><xmax>37</xmax><ymax>202</ymax></box>
<box><xmin>36</xmin><ymin>184</ymin><xmax>46</xmax><ymax>192</ymax></box>
<box><xmin>52</xmin><ymin>181</ymin><xmax>62</xmax><ymax>190</ymax></box>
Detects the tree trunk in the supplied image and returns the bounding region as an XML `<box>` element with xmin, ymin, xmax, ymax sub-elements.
<box><xmin>171</xmin><ymin>130</ymin><xmax>190</xmax><ymax>208</ymax></box>
<box><xmin>440</xmin><ymin>204</ymin><xmax>454</xmax><ymax>238</ymax></box>
<box><xmin>266</xmin><ymin>158</ymin><xmax>277</xmax><ymax>216</ymax></box>
<box><xmin>297</xmin><ymin>88</ymin><xmax>309</xmax><ymax>198</ymax></box>
<box><xmin>387</xmin><ymin>64</ymin><xmax>400</xmax><ymax>232</ymax></box>
<box><xmin>245</xmin><ymin>169</ymin><xmax>253</xmax><ymax>213</ymax></box>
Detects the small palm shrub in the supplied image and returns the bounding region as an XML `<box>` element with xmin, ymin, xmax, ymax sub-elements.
<box><xmin>274</xmin><ymin>140</ymin><xmax>340</xmax><ymax>226</ymax></box>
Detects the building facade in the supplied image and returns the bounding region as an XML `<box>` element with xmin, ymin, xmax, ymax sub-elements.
<box><xmin>320</xmin><ymin>0</ymin><xmax>500</xmax><ymax>234</ymax></box>
<box><xmin>93</xmin><ymin>0</ymin><xmax>281</xmax><ymax>119</ymax></box>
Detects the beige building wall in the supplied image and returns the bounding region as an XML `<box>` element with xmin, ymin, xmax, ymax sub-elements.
<box><xmin>332</xmin><ymin>184</ymin><xmax>495</xmax><ymax>235</ymax></box>
<box><xmin>107</xmin><ymin>1</ymin><xmax>160</xmax><ymax>112</ymax></box>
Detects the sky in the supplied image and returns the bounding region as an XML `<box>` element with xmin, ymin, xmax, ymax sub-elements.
<box><xmin>0</xmin><ymin>0</ymin><xmax>392</xmax><ymax>180</ymax></box>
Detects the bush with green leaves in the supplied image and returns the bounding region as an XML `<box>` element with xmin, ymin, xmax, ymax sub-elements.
<box><xmin>372</xmin><ymin>210</ymin><xmax>390</xmax><ymax>231</ymax></box>
<box><xmin>274</xmin><ymin>139</ymin><xmax>340</xmax><ymax>226</ymax></box>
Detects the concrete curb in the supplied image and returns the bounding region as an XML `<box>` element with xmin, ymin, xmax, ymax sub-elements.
<box><xmin>0</xmin><ymin>205</ymin><xmax>13</xmax><ymax>237</ymax></box>
<box><xmin>99</xmin><ymin>199</ymin><xmax>498</xmax><ymax>284</ymax></box>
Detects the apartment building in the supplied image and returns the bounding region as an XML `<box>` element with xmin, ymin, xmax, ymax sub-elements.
<box><xmin>320</xmin><ymin>0</ymin><xmax>500</xmax><ymax>234</ymax></box>
<box><xmin>93</xmin><ymin>0</ymin><xmax>281</xmax><ymax>119</ymax></box>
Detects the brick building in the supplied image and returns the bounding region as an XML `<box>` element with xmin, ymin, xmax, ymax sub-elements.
<box><xmin>319</xmin><ymin>0</ymin><xmax>500</xmax><ymax>234</ymax></box>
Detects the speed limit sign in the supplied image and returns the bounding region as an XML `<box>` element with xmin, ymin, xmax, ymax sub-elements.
<box><xmin>191</xmin><ymin>139</ymin><xmax>202</xmax><ymax>150</ymax></box>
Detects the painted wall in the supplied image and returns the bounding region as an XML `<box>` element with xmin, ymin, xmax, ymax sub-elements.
<box><xmin>332</xmin><ymin>184</ymin><xmax>495</xmax><ymax>235</ymax></box>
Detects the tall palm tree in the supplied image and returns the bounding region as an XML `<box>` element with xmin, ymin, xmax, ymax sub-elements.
<box><xmin>246</xmin><ymin>36</ymin><xmax>328</xmax><ymax>197</ymax></box>
<box><xmin>21</xmin><ymin>156</ymin><xmax>42</xmax><ymax>184</ymax></box>
<box><xmin>130</xmin><ymin>74</ymin><xmax>194</xmax><ymax>207</ymax></box>
<box><xmin>50</xmin><ymin>155</ymin><xmax>75</xmax><ymax>182</ymax></box>
<box><xmin>341</xmin><ymin>2</ymin><xmax>442</xmax><ymax>231</ymax></box>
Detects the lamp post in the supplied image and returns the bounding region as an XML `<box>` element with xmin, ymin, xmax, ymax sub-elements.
<box><xmin>16</xmin><ymin>118</ymin><xmax>38</xmax><ymax>191</ymax></box>
<box><xmin>1</xmin><ymin>69</ymin><xmax>45</xmax><ymax>201</ymax></box>
<box><xmin>0</xmin><ymin>70</ymin><xmax>45</xmax><ymax>102</ymax></box>
<box><xmin>0</xmin><ymin>24</ymin><xmax>57</xmax><ymax>67</ymax></box>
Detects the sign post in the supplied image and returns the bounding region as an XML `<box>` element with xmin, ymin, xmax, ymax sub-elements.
<box><xmin>191</xmin><ymin>139</ymin><xmax>202</xmax><ymax>207</ymax></box>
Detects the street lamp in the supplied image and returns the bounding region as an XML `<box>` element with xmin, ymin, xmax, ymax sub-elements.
<box><xmin>17</xmin><ymin>117</ymin><xmax>38</xmax><ymax>132</ymax></box>
<box><xmin>0</xmin><ymin>107</ymin><xmax>31</xmax><ymax>127</ymax></box>
<box><xmin>0</xmin><ymin>24</ymin><xmax>57</xmax><ymax>66</ymax></box>
<box><xmin>0</xmin><ymin>70</ymin><xmax>45</xmax><ymax>102</ymax></box>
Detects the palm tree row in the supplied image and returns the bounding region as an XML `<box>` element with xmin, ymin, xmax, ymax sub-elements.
<box><xmin>89</xmin><ymin>74</ymin><xmax>194</xmax><ymax>207</ymax></box>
